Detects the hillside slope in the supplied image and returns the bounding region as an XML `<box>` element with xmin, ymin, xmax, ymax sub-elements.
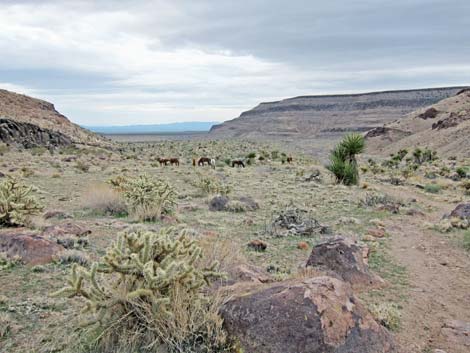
<box><xmin>210</xmin><ymin>87</ymin><xmax>466</xmax><ymax>140</ymax></box>
<box><xmin>365</xmin><ymin>88</ymin><xmax>470</xmax><ymax>158</ymax></box>
<box><xmin>0</xmin><ymin>89</ymin><xmax>106</xmax><ymax>146</ymax></box>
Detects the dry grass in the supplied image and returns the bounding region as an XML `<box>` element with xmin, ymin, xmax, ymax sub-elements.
<box><xmin>82</xmin><ymin>183</ymin><xmax>127</xmax><ymax>216</ymax></box>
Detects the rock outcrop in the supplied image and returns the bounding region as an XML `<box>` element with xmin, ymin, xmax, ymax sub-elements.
<box><xmin>221</xmin><ymin>276</ymin><xmax>396</xmax><ymax>353</ymax></box>
<box><xmin>0</xmin><ymin>118</ymin><xmax>72</xmax><ymax>148</ymax></box>
<box><xmin>366</xmin><ymin>89</ymin><xmax>470</xmax><ymax>158</ymax></box>
<box><xmin>0</xmin><ymin>88</ymin><xmax>107</xmax><ymax>147</ymax></box>
<box><xmin>306</xmin><ymin>237</ymin><xmax>384</xmax><ymax>289</ymax></box>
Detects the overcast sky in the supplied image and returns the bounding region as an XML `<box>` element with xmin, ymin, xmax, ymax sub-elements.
<box><xmin>1</xmin><ymin>0</ymin><xmax>469</xmax><ymax>126</ymax></box>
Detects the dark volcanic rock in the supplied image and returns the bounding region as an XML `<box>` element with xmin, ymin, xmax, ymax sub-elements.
<box><xmin>221</xmin><ymin>276</ymin><xmax>396</xmax><ymax>353</ymax></box>
<box><xmin>432</xmin><ymin>112</ymin><xmax>470</xmax><ymax>130</ymax></box>
<box><xmin>0</xmin><ymin>228</ymin><xmax>63</xmax><ymax>265</ymax></box>
<box><xmin>417</xmin><ymin>107</ymin><xmax>439</xmax><ymax>120</ymax></box>
<box><xmin>365</xmin><ymin>127</ymin><xmax>412</xmax><ymax>139</ymax></box>
<box><xmin>449</xmin><ymin>203</ymin><xmax>470</xmax><ymax>220</ymax></box>
<box><xmin>306</xmin><ymin>237</ymin><xmax>384</xmax><ymax>289</ymax></box>
<box><xmin>208</xmin><ymin>195</ymin><xmax>229</xmax><ymax>211</ymax></box>
<box><xmin>0</xmin><ymin>118</ymin><xmax>72</xmax><ymax>148</ymax></box>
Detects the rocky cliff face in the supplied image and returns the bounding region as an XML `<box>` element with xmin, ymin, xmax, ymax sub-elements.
<box><xmin>0</xmin><ymin>89</ymin><xmax>106</xmax><ymax>147</ymax></box>
<box><xmin>210</xmin><ymin>87</ymin><xmax>465</xmax><ymax>140</ymax></box>
<box><xmin>0</xmin><ymin>118</ymin><xmax>72</xmax><ymax>148</ymax></box>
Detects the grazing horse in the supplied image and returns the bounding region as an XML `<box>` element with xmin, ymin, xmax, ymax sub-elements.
<box><xmin>169</xmin><ymin>158</ymin><xmax>180</xmax><ymax>166</ymax></box>
<box><xmin>197</xmin><ymin>157</ymin><xmax>212</xmax><ymax>166</ymax></box>
<box><xmin>286</xmin><ymin>156</ymin><xmax>293</xmax><ymax>164</ymax></box>
<box><xmin>231</xmin><ymin>160</ymin><xmax>245</xmax><ymax>168</ymax></box>
<box><xmin>157</xmin><ymin>157</ymin><xmax>170</xmax><ymax>166</ymax></box>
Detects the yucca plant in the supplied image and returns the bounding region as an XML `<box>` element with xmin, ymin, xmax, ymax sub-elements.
<box><xmin>327</xmin><ymin>133</ymin><xmax>365</xmax><ymax>185</ymax></box>
<box><xmin>0</xmin><ymin>178</ymin><xmax>43</xmax><ymax>227</ymax></box>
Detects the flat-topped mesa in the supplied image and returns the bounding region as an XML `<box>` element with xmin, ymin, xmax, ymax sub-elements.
<box><xmin>210</xmin><ymin>87</ymin><xmax>466</xmax><ymax>139</ymax></box>
<box><xmin>0</xmin><ymin>88</ymin><xmax>108</xmax><ymax>147</ymax></box>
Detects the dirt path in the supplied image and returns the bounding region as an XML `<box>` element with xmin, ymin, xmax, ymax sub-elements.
<box><xmin>380</xmin><ymin>185</ymin><xmax>470</xmax><ymax>353</ymax></box>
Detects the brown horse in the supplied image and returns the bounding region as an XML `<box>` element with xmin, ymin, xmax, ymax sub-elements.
<box><xmin>157</xmin><ymin>157</ymin><xmax>170</xmax><ymax>166</ymax></box>
<box><xmin>286</xmin><ymin>156</ymin><xmax>293</xmax><ymax>164</ymax></box>
<box><xmin>169</xmin><ymin>158</ymin><xmax>179</xmax><ymax>166</ymax></box>
<box><xmin>231</xmin><ymin>160</ymin><xmax>245</xmax><ymax>168</ymax></box>
<box><xmin>197</xmin><ymin>157</ymin><xmax>212</xmax><ymax>166</ymax></box>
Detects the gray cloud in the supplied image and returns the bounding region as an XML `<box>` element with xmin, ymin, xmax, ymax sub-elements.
<box><xmin>0</xmin><ymin>0</ymin><xmax>469</xmax><ymax>125</ymax></box>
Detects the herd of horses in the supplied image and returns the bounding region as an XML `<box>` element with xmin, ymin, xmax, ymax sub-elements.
<box><xmin>156</xmin><ymin>156</ymin><xmax>293</xmax><ymax>168</ymax></box>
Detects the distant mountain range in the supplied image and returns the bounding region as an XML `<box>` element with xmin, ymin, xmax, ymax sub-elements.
<box><xmin>85</xmin><ymin>121</ymin><xmax>218</xmax><ymax>134</ymax></box>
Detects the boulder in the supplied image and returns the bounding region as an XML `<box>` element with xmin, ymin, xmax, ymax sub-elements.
<box><xmin>306</xmin><ymin>237</ymin><xmax>384</xmax><ymax>289</ymax></box>
<box><xmin>0</xmin><ymin>229</ymin><xmax>63</xmax><ymax>265</ymax></box>
<box><xmin>449</xmin><ymin>203</ymin><xmax>470</xmax><ymax>220</ymax></box>
<box><xmin>221</xmin><ymin>276</ymin><xmax>396</xmax><ymax>353</ymax></box>
<box><xmin>208</xmin><ymin>195</ymin><xmax>229</xmax><ymax>211</ymax></box>
<box><xmin>230</xmin><ymin>264</ymin><xmax>273</xmax><ymax>284</ymax></box>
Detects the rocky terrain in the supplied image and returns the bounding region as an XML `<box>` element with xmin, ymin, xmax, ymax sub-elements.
<box><xmin>210</xmin><ymin>87</ymin><xmax>465</xmax><ymax>142</ymax></box>
<box><xmin>0</xmin><ymin>86</ymin><xmax>469</xmax><ymax>353</ymax></box>
<box><xmin>366</xmin><ymin>89</ymin><xmax>470</xmax><ymax>158</ymax></box>
<box><xmin>0</xmin><ymin>89</ymin><xmax>107</xmax><ymax>147</ymax></box>
<box><xmin>0</xmin><ymin>136</ymin><xmax>469</xmax><ymax>353</ymax></box>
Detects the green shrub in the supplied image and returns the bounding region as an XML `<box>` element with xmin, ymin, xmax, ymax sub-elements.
<box><xmin>52</xmin><ymin>228</ymin><xmax>227</xmax><ymax>353</ymax></box>
<box><xmin>424</xmin><ymin>184</ymin><xmax>441</xmax><ymax>194</ymax></box>
<box><xmin>456</xmin><ymin>167</ymin><xmax>468</xmax><ymax>178</ymax></box>
<box><xmin>246</xmin><ymin>152</ymin><xmax>256</xmax><ymax>159</ymax></box>
<box><xmin>0</xmin><ymin>178</ymin><xmax>43</xmax><ymax>227</ymax></box>
<box><xmin>370</xmin><ymin>303</ymin><xmax>401</xmax><ymax>331</ymax></box>
<box><xmin>413</xmin><ymin>147</ymin><xmax>437</xmax><ymax>165</ymax></box>
<box><xmin>0</xmin><ymin>252</ymin><xmax>21</xmax><ymax>270</ymax></box>
<box><xmin>327</xmin><ymin>133</ymin><xmax>365</xmax><ymax>185</ymax></box>
<box><xmin>463</xmin><ymin>231</ymin><xmax>470</xmax><ymax>251</ymax></box>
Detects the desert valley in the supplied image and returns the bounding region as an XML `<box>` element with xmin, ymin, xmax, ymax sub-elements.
<box><xmin>0</xmin><ymin>86</ymin><xmax>469</xmax><ymax>353</ymax></box>
<box><xmin>1</xmin><ymin>1</ymin><xmax>470</xmax><ymax>352</ymax></box>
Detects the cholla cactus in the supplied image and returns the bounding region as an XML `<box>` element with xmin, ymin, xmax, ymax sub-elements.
<box><xmin>192</xmin><ymin>173</ymin><xmax>232</xmax><ymax>196</ymax></box>
<box><xmin>0</xmin><ymin>178</ymin><xmax>43</xmax><ymax>226</ymax></box>
<box><xmin>109</xmin><ymin>174</ymin><xmax>177</xmax><ymax>221</ymax></box>
<box><xmin>53</xmin><ymin>227</ymin><xmax>224</xmax><ymax>351</ymax></box>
